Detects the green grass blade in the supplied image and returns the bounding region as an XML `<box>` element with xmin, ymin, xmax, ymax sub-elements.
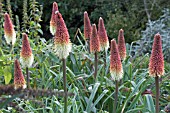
<box><xmin>128</xmin><ymin>91</ymin><xmax>142</xmax><ymax>109</ymax></box>
<box><xmin>121</xmin><ymin>78</ymin><xmax>146</xmax><ymax>113</ymax></box>
<box><xmin>86</xmin><ymin>82</ymin><xmax>100</xmax><ymax>112</ymax></box>
<box><xmin>91</xmin><ymin>89</ymin><xmax>109</xmax><ymax>109</ymax></box>
<box><xmin>144</xmin><ymin>94</ymin><xmax>155</xmax><ymax>113</ymax></box>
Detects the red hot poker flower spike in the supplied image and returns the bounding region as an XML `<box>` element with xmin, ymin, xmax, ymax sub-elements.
<box><xmin>98</xmin><ymin>17</ymin><xmax>109</xmax><ymax>51</ymax></box>
<box><xmin>53</xmin><ymin>12</ymin><xmax>71</xmax><ymax>59</ymax></box>
<box><xmin>50</xmin><ymin>2</ymin><xmax>58</xmax><ymax>35</ymax></box>
<box><xmin>110</xmin><ymin>39</ymin><xmax>123</xmax><ymax>81</ymax></box>
<box><xmin>14</xmin><ymin>59</ymin><xmax>26</xmax><ymax>90</ymax></box>
<box><xmin>4</xmin><ymin>13</ymin><xmax>16</xmax><ymax>45</ymax></box>
<box><xmin>118</xmin><ymin>29</ymin><xmax>126</xmax><ymax>61</ymax></box>
<box><xmin>20</xmin><ymin>33</ymin><xmax>34</xmax><ymax>68</ymax></box>
<box><xmin>90</xmin><ymin>24</ymin><xmax>100</xmax><ymax>53</ymax></box>
<box><xmin>84</xmin><ymin>11</ymin><xmax>92</xmax><ymax>40</ymax></box>
<box><xmin>149</xmin><ymin>33</ymin><xmax>164</xmax><ymax>77</ymax></box>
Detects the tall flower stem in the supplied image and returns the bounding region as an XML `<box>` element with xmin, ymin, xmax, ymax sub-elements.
<box><xmin>148</xmin><ymin>34</ymin><xmax>164</xmax><ymax>113</ymax></box>
<box><xmin>63</xmin><ymin>58</ymin><xmax>67</xmax><ymax>113</ymax></box>
<box><xmin>10</xmin><ymin>42</ymin><xmax>14</xmax><ymax>54</ymax></box>
<box><xmin>155</xmin><ymin>75</ymin><xmax>159</xmax><ymax>113</ymax></box>
<box><xmin>85</xmin><ymin>39</ymin><xmax>90</xmax><ymax>53</ymax></box>
<box><xmin>94</xmin><ymin>52</ymin><xmax>98</xmax><ymax>80</ymax></box>
<box><xmin>87</xmin><ymin>39</ymin><xmax>90</xmax><ymax>53</ymax></box>
<box><xmin>26</xmin><ymin>67</ymin><xmax>30</xmax><ymax>89</ymax></box>
<box><xmin>104</xmin><ymin>49</ymin><xmax>107</xmax><ymax>70</ymax></box>
<box><xmin>114</xmin><ymin>80</ymin><xmax>118</xmax><ymax>112</ymax></box>
<box><xmin>10</xmin><ymin>43</ymin><xmax>14</xmax><ymax>60</ymax></box>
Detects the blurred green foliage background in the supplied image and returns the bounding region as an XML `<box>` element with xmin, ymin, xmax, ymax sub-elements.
<box><xmin>1</xmin><ymin>0</ymin><xmax>169</xmax><ymax>43</ymax></box>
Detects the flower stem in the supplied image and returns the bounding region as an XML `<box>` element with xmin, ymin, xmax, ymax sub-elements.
<box><xmin>94</xmin><ymin>52</ymin><xmax>98</xmax><ymax>80</ymax></box>
<box><xmin>26</xmin><ymin>67</ymin><xmax>30</xmax><ymax>89</ymax></box>
<box><xmin>114</xmin><ymin>80</ymin><xmax>118</xmax><ymax>113</ymax></box>
<box><xmin>10</xmin><ymin>44</ymin><xmax>14</xmax><ymax>54</ymax></box>
<box><xmin>103</xmin><ymin>50</ymin><xmax>106</xmax><ymax>70</ymax></box>
<box><xmin>104</xmin><ymin>49</ymin><xmax>108</xmax><ymax>70</ymax></box>
<box><xmin>63</xmin><ymin>58</ymin><xmax>67</xmax><ymax>113</ymax></box>
<box><xmin>155</xmin><ymin>76</ymin><xmax>159</xmax><ymax>113</ymax></box>
<box><xmin>87</xmin><ymin>39</ymin><xmax>90</xmax><ymax>53</ymax></box>
<box><xmin>9</xmin><ymin>44</ymin><xmax>14</xmax><ymax>60</ymax></box>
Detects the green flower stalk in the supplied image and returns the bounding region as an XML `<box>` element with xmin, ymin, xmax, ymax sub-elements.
<box><xmin>53</xmin><ymin>11</ymin><xmax>71</xmax><ymax>113</ymax></box>
<box><xmin>110</xmin><ymin>39</ymin><xmax>123</xmax><ymax>112</ymax></box>
<box><xmin>149</xmin><ymin>33</ymin><xmax>164</xmax><ymax>113</ymax></box>
<box><xmin>20</xmin><ymin>33</ymin><xmax>34</xmax><ymax>89</ymax></box>
<box><xmin>90</xmin><ymin>24</ymin><xmax>100</xmax><ymax>80</ymax></box>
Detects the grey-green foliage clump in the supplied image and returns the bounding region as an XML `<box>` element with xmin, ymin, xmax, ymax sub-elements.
<box><xmin>132</xmin><ymin>9</ymin><xmax>170</xmax><ymax>62</ymax></box>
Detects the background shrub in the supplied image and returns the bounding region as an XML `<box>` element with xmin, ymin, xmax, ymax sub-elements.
<box><xmin>132</xmin><ymin>9</ymin><xmax>170</xmax><ymax>62</ymax></box>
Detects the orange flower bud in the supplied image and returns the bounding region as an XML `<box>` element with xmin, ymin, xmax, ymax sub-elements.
<box><xmin>84</xmin><ymin>11</ymin><xmax>92</xmax><ymax>40</ymax></box>
<box><xmin>98</xmin><ymin>17</ymin><xmax>109</xmax><ymax>51</ymax></box>
<box><xmin>4</xmin><ymin>13</ymin><xmax>16</xmax><ymax>45</ymax></box>
<box><xmin>20</xmin><ymin>33</ymin><xmax>34</xmax><ymax>68</ymax></box>
<box><xmin>118</xmin><ymin>29</ymin><xmax>126</xmax><ymax>60</ymax></box>
<box><xmin>110</xmin><ymin>39</ymin><xmax>123</xmax><ymax>81</ymax></box>
<box><xmin>14</xmin><ymin>59</ymin><xmax>26</xmax><ymax>90</ymax></box>
<box><xmin>90</xmin><ymin>24</ymin><xmax>100</xmax><ymax>53</ymax></box>
<box><xmin>50</xmin><ymin>2</ymin><xmax>58</xmax><ymax>35</ymax></box>
<box><xmin>53</xmin><ymin>12</ymin><xmax>71</xmax><ymax>59</ymax></box>
<box><xmin>149</xmin><ymin>33</ymin><xmax>164</xmax><ymax>77</ymax></box>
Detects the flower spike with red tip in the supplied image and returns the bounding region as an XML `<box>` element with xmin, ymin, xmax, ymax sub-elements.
<box><xmin>98</xmin><ymin>17</ymin><xmax>109</xmax><ymax>51</ymax></box>
<box><xmin>53</xmin><ymin>11</ymin><xmax>71</xmax><ymax>59</ymax></box>
<box><xmin>53</xmin><ymin>11</ymin><xmax>71</xmax><ymax>113</ymax></box>
<box><xmin>84</xmin><ymin>11</ymin><xmax>92</xmax><ymax>40</ymax></box>
<box><xmin>90</xmin><ymin>24</ymin><xmax>100</xmax><ymax>80</ymax></box>
<box><xmin>14</xmin><ymin>59</ymin><xmax>26</xmax><ymax>90</ymax></box>
<box><xmin>50</xmin><ymin>2</ymin><xmax>58</xmax><ymax>35</ymax></box>
<box><xmin>149</xmin><ymin>33</ymin><xmax>164</xmax><ymax>77</ymax></box>
<box><xmin>90</xmin><ymin>24</ymin><xmax>100</xmax><ymax>53</ymax></box>
<box><xmin>20</xmin><ymin>33</ymin><xmax>34</xmax><ymax>68</ymax></box>
<box><xmin>110</xmin><ymin>39</ymin><xmax>123</xmax><ymax>81</ymax></box>
<box><xmin>149</xmin><ymin>33</ymin><xmax>164</xmax><ymax>113</ymax></box>
<box><xmin>110</xmin><ymin>39</ymin><xmax>123</xmax><ymax>111</ymax></box>
<box><xmin>20</xmin><ymin>33</ymin><xmax>33</xmax><ymax>89</ymax></box>
<box><xmin>118</xmin><ymin>29</ymin><xmax>126</xmax><ymax>61</ymax></box>
<box><xmin>4</xmin><ymin>13</ymin><xmax>16</xmax><ymax>45</ymax></box>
